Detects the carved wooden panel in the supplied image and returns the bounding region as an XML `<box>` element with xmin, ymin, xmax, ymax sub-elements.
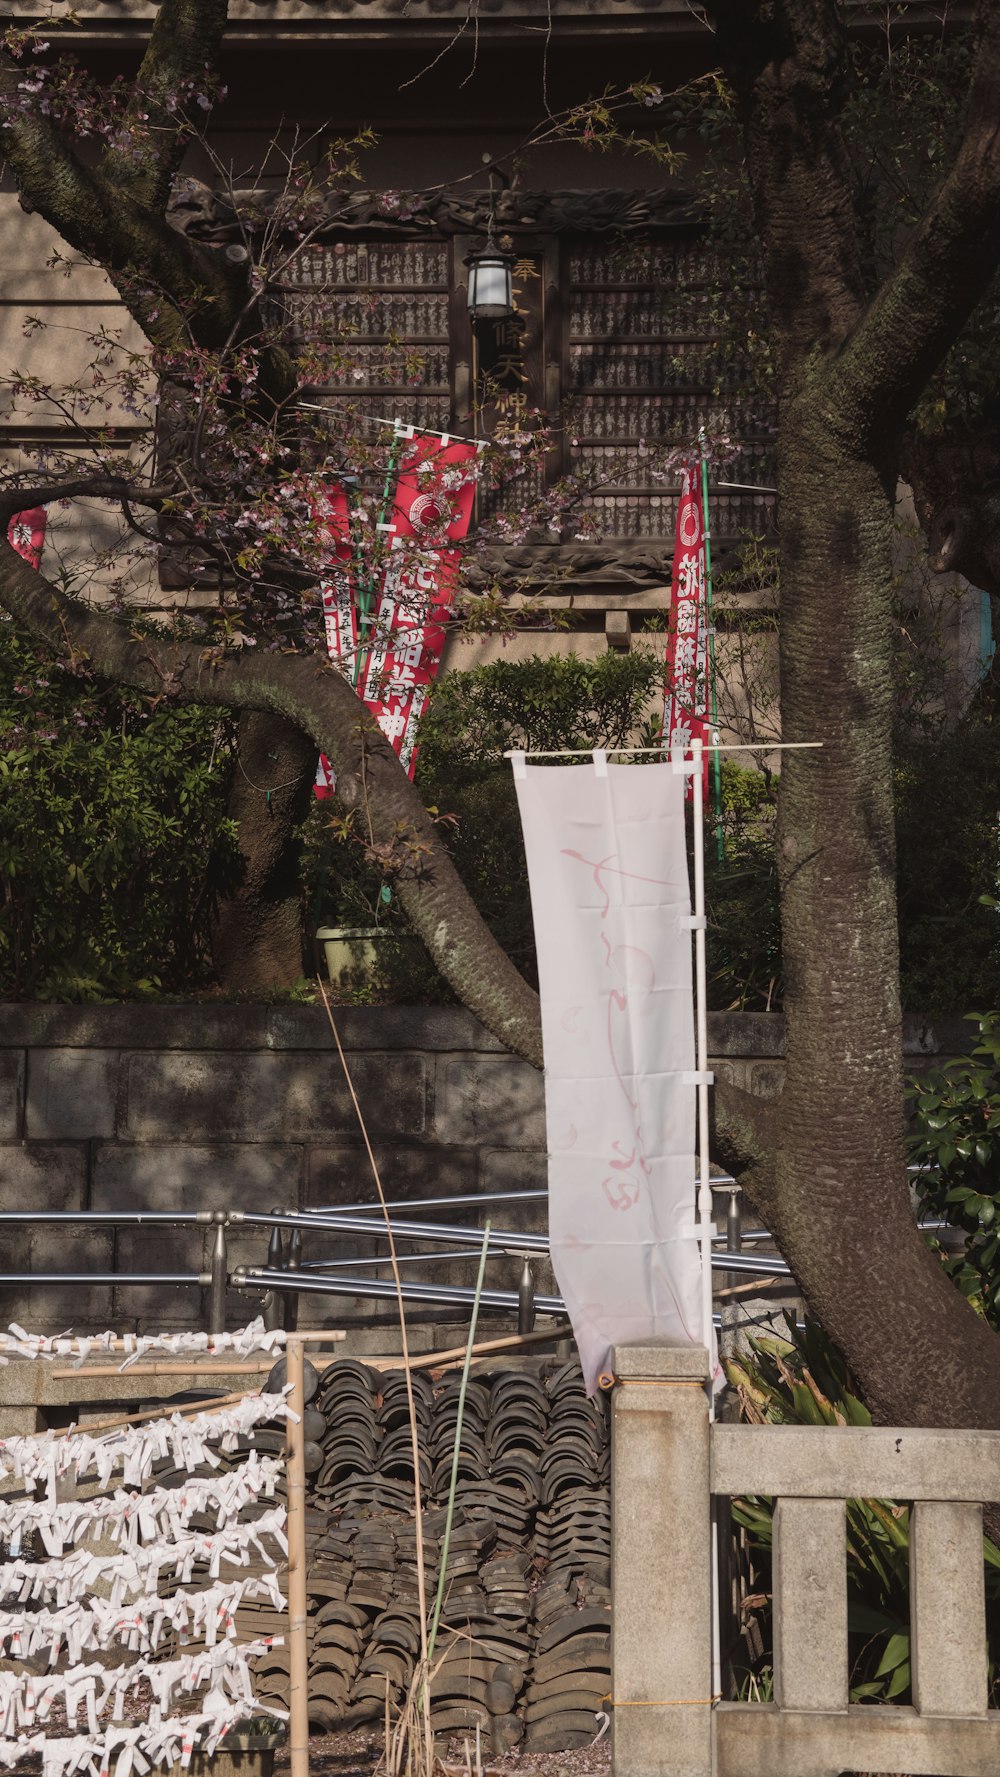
<box><xmin>236</xmin><ymin>224</ymin><xmax>777</xmax><ymax>579</ymax></box>
<box><xmin>565</xmin><ymin>237</ymin><xmax>776</xmax><ymax>544</ymax></box>
<box><xmin>277</xmin><ymin>238</ymin><xmax>452</xmax><ymax>432</ymax></box>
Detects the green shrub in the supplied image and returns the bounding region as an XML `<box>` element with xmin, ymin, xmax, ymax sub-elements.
<box><xmin>306</xmin><ymin>652</ymin><xmax>784</xmax><ymax>1006</ymax></box>
<box><xmin>0</xmin><ymin>624</ymin><xmax>238</xmax><ymax>998</ymax></box>
<box><xmin>895</xmin><ymin>710</ymin><xmax>1000</xmax><ymax>1014</ymax></box>
<box><xmin>305</xmin><ymin>650</ymin><xmax>666</xmax><ymax>993</ymax></box>
<box><xmin>908</xmin><ymin>1011</ymin><xmax>1000</xmax><ymax>1321</ymax></box>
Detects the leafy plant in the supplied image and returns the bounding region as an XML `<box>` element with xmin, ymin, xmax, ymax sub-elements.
<box><xmin>909</xmin><ymin>1011</ymin><xmax>1000</xmax><ymax>1320</ymax></box>
<box><xmin>306</xmin><ymin>651</ymin><xmax>786</xmax><ymax>1007</ymax></box>
<box><xmin>0</xmin><ymin>623</ymin><xmax>239</xmax><ymax>999</ymax></box>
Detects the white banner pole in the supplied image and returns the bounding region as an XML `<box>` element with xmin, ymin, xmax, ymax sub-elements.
<box><xmin>689</xmin><ymin>737</ymin><xmax>715</xmax><ymax>1356</ymax></box>
<box><xmin>286</xmin><ymin>1337</ymin><xmax>310</xmax><ymax>1777</ymax></box>
<box><xmin>690</xmin><ymin>737</ymin><xmax>722</xmax><ymax>1713</ymax></box>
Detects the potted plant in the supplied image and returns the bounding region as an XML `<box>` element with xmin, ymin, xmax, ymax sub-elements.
<box><xmin>316</xmin><ymin>924</ymin><xmax>384</xmax><ymax>990</ymax></box>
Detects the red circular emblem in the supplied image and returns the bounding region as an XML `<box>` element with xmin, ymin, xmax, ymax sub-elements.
<box><xmin>679</xmin><ymin>496</ymin><xmax>701</xmax><ymax>550</ymax></box>
<box><xmin>409</xmin><ymin>492</ymin><xmax>446</xmax><ymax>529</ymax></box>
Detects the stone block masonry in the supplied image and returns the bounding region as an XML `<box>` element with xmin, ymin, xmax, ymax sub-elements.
<box><xmin>0</xmin><ymin>1006</ymin><xmax>973</xmax><ymax>1334</ymax></box>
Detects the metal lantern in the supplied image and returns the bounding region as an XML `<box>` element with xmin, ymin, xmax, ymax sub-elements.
<box><xmin>465</xmin><ymin>242</ymin><xmax>515</xmax><ymax>320</ymax></box>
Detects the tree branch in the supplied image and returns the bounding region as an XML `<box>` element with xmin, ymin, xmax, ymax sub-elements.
<box><xmin>0</xmin><ymin>51</ymin><xmax>245</xmax><ymax>354</ymax></box>
<box><xmin>832</xmin><ymin>0</ymin><xmax>1000</xmax><ymax>441</ymax></box>
<box><xmin>0</xmin><ymin>475</ymin><xmax>168</xmax><ymax>520</ymax></box>
<box><xmin>0</xmin><ymin>539</ymin><xmax>544</xmax><ymax>1067</ymax></box>
<box><xmin>712</xmin><ymin>1076</ymin><xmax>779</xmax><ymax>1224</ymax></box>
<box><xmin>98</xmin><ymin>0</ymin><xmax>230</xmax><ymax>213</ymax></box>
<box><xmin>713</xmin><ymin>0</ymin><xmax>866</xmax><ymax>364</ymax></box>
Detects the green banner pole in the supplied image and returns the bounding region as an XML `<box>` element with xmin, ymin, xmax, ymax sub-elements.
<box><xmin>352</xmin><ymin>425</ymin><xmax>404</xmax><ymax>690</ymax></box>
<box><xmin>699</xmin><ymin>434</ymin><xmax>725</xmax><ymax>863</ymax></box>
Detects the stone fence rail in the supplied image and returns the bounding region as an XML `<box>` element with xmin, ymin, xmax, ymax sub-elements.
<box><xmin>611</xmin><ymin>1339</ymin><xmax>1000</xmax><ymax>1777</ymax></box>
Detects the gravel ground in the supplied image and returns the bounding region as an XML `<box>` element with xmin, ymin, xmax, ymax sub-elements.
<box><xmin>273</xmin><ymin>1728</ymin><xmax>612</xmax><ymax>1777</ymax></box>
<box><xmin>11</xmin><ymin>1685</ymin><xmax>611</xmax><ymax>1777</ymax></box>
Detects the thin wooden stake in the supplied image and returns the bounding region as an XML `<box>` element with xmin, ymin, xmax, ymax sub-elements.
<box><xmin>52</xmin><ymin>1388</ymin><xmax>250</xmax><ymax>1438</ymax></box>
<box><xmin>286</xmin><ymin>1337</ymin><xmax>310</xmax><ymax>1777</ymax></box>
<box><xmin>398</xmin><ymin>1321</ymin><xmax>570</xmax><ymax>1372</ymax></box>
<box><xmin>316</xmin><ymin>977</ymin><xmax>433</xmax><ymax>1771</ymax></box>
<box><xmin>50</xmin><ymin>1359</ymin><xmax>280</xmax><ymax>1380</ymax></box>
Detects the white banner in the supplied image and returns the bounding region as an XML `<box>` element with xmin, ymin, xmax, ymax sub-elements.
<box><xmin>514</xmin><ymin>757</ymin><xmax>706</xmax><ymax>1392</ymax></box>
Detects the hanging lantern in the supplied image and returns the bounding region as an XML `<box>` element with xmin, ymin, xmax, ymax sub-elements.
<box><xmin>465</xmin><ymin>241</ymin><xmax>515</xmax><ymax>321</ymax></box>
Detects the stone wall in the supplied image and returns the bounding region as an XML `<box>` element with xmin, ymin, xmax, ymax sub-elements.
<box><xmin>0</xmin><ymin>1004</ymin><xmax>973</xmax><ymax>1334</ymax></box>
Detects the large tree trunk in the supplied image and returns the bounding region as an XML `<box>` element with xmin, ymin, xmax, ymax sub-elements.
<box><xmin>764</xmin><ymin>387</ymin><xmax>1000</xmax><ymax>1428</ymax></box>
<box><xmin>212</xmin><ymin>710</ymin><xmax>316</xmax><ymax>992</ymax></box>
<box><xmin>707</xmin><ymin>0</ymin><xmax>1000</xmax><ymax>1430</ymax></box>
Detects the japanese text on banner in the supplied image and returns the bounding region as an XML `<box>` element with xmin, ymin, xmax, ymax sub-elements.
<box><xmin>663</xmin><ymin>461</ymin><xmax>710</xmax><ymax>798</ymax></box>
<box><xmin>314</xmin><ymin>434</ymin><xmax>480</xmax><ymax>794</ymax></box>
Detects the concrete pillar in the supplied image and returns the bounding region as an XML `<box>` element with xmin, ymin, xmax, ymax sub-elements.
<box><xmin>611</xmin><ymin>1340</ymin><xmax>712</xmax><ymax>1777</ymax></box>
<box><xmin>773</xmin><ymin>1497</ymin><xmax>848</xmax><ymax>1711</ymax></box>
<box><xmin>911</xmin><ymin>1500</ymin><xmax>988</xmax><ymax>1717</ymax></box>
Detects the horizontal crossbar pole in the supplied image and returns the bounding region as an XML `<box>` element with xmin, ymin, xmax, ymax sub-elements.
<box><xmin>0</xmin><ymin>1211</ymin><xmax>212</xmax><ymax>1225</ymax></box>
<box><xmin>712</xmin><ymin>1423</ymin><xmax>1000</xmax><ymax>1503</ymax></box>
<box><xmin>0</xmin><ymin>1272</ymin><xmax>210</xmax><ymax>1286</ymax></box>
<box><xmin>715</xmin><ymin>1702</ymin><xmax>1000</xmax><ymax>1777</ymax></box>
<box><xmin>235</xmin><ymin>1210</ymin><xmax>792</xmax><ymax>1275</ymax></box>
<box><xmin>235</xmin><ymin>1265</ymin><xmax>565</xmax><ymax>1314</ymax></box>
<box><xmin>305</xmin><ymin>1190</ymin><xmax>548</xmax><ymax>1215</ymax></box>
<box><xmin>232</xmin><ymin>1210</ymin><xmax>551</xmax><ymax>1255</ymax></box>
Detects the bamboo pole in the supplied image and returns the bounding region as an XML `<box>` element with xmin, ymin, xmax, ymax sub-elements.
<box><xmin>50</xmin><ymin>1325</ymin><xmax>568</xmax><ymax>1414</ymax></box>
<box><xmin>52</xmin><ymin>1388</ymin><xmax>251</xmax><ymax>1438</ymax></box>
<box><xmin>402</xmin><ymin>1320</ymin><xmax>570</xmax><ymax>1372</ymax></box>
<box><xmin>285</xmin><ymin>1336</ymin><xmax>310</xmax><ymax>1777</ymax></box>
<box><xmin>714</xmin><ymin>1275</ymin><xmax>780</xmax><ymax>1301</ymax></box>
<box><xmin>50</xmin><ymin>1359</ymin><xmax>281</xmax><ymax>1379</ymax></box>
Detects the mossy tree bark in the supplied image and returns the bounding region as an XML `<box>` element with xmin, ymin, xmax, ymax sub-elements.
<box><xmin>710</xmin><ymin>0</ymin><xmax>1000</xmax><ymax>1426</ymax></box>
<box><xmin>212</xmin><ymin>711</ymin><xmax>317</xmax><ymax>992</ymax></box>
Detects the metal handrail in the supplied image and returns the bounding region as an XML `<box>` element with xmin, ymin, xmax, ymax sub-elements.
<box><xmin>0</xmin><ymin>1273</ymin><xmax>210</xmax><ymax>1285</ymax></box>
<box><xmin>1</xmin><ymin>1183</ymin><xmax>961</xmax><ymax>1338</ymax></box>
<box><xmin>231</xmin><ymin>1209</ymin><xmax>551</xmax><ymax>1255</ymax></box>
<box><xmin>234</xmin><ymin>1263</ymin><xmax>567</xmax><ymax>1316</ymax></box>
<box><xmin>0</xmin><ymin>1211</ymin><xmax>215</xmax><ymax>1224</ymax></box>
<box><xmin>0</xmin><ymin>1208</ymin><xmax>230</xmax><ymax>1330</ymax></box>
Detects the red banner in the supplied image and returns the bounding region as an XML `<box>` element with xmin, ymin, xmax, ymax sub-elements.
<box><xmin>314</xmin><ymin>433</ymin><xmax>480</xmax><ymax>795</ymax></box>
<box><xmin>361</xmin><ymin>434</ymin><xmax>479</xmax><ymax>774</ymax></box>
<box><xmin>312</xmin><ymin>483</ymin><xmax>354</xmax><ymax>800</ymax></box>
<box><xmin>7</xmin><ymin>507</ymin><xmax>46</xmax><ymax>570</ymax></box>
<box><xmin>662</xmin><ymin>461</ymin><xmax>710</xmax><ymax>797</ymax></box>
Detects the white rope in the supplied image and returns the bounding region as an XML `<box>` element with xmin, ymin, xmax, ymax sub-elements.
<box><xmin>0</xmin><ymin>1574</ymin><xmax>286</xmax><ymax>1664</ymax></box>
<box><xmin>0</xmin><ymin>1317</ymin><xmax>287</xmax><ymax>1370</ymax></box>
<box><xmin>0</xmin><ymin>1504</ymin><xmax>288</xmax><ymax>1609</ymax></box>
<box><xmin>0</xmin><ymin>1639</ymin><xmax>282</xmax><ymax>1739</ymax></box>
<box><xmin>1</xmin><ymin>1701</ymin><xmax>289</xmax><ymax>1777</ymax></box>
<box><xmin>0</xmin><ymin>1392</ymin><xmax>293</xmax><ymax>1498</ymax></box>
<box><xmin>1</xmin><ymin>1455</ymin><xmax>284</xmax><ymax>1558</ymax></box>
<box><xmin>0</xmin><ymin>1329</ymin><xmax>292</xmax><ymax>1774</ymax></box>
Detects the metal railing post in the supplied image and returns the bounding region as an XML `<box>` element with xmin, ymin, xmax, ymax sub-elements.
<box><xmin>726</xmin><ymin>1185</ymin><xmax>742</xmax><ymax>1260</ymax></box>
<box><xmin>518</xmin><ymin>1257</ymin><xmax>536</xmax><ymax>1335</ymax></box>
<box><xmin>263</xmin><ymin>1214</ymin><xmax>285</xmax><ymax>1332</ymax></box>
<box><xmin>285</xmin><ymin>1212</ymin><xmax>302</xmax><ymax>1333</ymax></box>
<box><xmin>208</xmin><ymin>1211</ymin><xmax>228</xmax><ymax>1335</ymax></box>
